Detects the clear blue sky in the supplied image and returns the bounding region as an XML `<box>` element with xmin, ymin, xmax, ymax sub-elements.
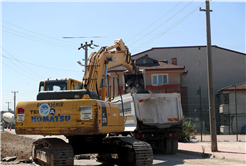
<box><xmin>1</xmin><ymin>0</ymin><xmax>245</xmax><ymax>111</ymax></box>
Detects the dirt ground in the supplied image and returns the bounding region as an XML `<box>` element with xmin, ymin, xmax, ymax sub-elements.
<box><xmin>1</xmin><ymin>131</ymin><xmax>34</xmax><ymax>160</ymax></box>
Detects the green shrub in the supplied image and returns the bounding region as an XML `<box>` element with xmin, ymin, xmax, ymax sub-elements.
<box><xmin>179</xmin><ymin>116</ymin><xmax>197</xmax><ymax>142</ymax></box>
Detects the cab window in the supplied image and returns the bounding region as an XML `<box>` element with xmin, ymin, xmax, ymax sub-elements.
<box><xmin>39</xmin><ymin>81</ymin><xmax>44</xmax><ymax>92</ymax></box>
<box><xmin>45</xmin><ymin>83</ymin><xmax>67</xmax><ymax>91</ymax></box>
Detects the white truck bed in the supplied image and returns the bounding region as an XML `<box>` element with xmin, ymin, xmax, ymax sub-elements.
<box><xmin>111</xmin><ymin>93</ymin><xmax>183</xmax><ymax>132</ymax></box>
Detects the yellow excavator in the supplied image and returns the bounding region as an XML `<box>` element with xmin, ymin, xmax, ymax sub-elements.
<box><xmin>15</xmin><ymin>39</ymin><xmax>153</xmax><ymax>166</ymax></box>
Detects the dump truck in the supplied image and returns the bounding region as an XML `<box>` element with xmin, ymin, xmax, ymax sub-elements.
<box><xmin>111</xmin><ymin>93</ymin><xmax>183</xmax><ymax>154</ymax></box>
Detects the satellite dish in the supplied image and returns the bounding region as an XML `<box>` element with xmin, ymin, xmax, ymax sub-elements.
<box><xmin>63</xmin><ymin>36</ymin><xmax>105</xmax><ymax>39</ymax></box>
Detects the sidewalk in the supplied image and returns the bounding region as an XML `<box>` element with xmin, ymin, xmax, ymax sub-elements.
<box><xmin>193</xmin><ymin>134</ymin><xmax>246</xmax><ymax>142</ymax></box>
<box><xmin>178</xmin><ymin>135</ymin><xmax>246</xmax><ymax>163</ymax></box>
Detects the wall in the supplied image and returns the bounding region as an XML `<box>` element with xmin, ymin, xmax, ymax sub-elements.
<box><xmin>132</xmin><ymin>46</ymin><xmax>246</xmax><ymax>116</ymax></box>
<box><xmin>108</xmin><ymin>69</ymin><xmax>182</xmax><ymax>96</ymax></box>
<box><xmin>146</xmin><ymin>84</ymin><xmax>181</xmax><ymax>93</ymax></box>
<box><xmin>144</xmin><ymin>70</ymin><xmax>180</xmax><ymax>85</ymax></box>
<box><xmin>228</xmin><ymin>91</ymin><xmax>246</xmax><ymax>114</ymax></box>
<box><xmin>228</xmin><ymin>91</ymin><xmax>246</xmax><ymax>133</ymax></box>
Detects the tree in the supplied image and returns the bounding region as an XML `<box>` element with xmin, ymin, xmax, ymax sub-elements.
<box><xmin>179</xmin><ymin>116</ymin><xmax>197</xmax><ymax>142</ymax></box>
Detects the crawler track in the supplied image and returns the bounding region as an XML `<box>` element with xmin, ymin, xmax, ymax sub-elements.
<box><xmin>98</xmin><ymin>136</ymin><xmax>153</xmax><ymax>166</ymax></box>
<box><xmin>32</xmin><ymin>138</ymin><xmax>74</xmax><ymax>166</ymax></box>
<box><xmin>32</xmin><ymin>137</ymin><xmax>152</xmax><ymax>166</ymax></box>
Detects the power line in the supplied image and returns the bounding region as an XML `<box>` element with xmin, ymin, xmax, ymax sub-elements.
<box><xmin>1</xmin><ymin>47</ymin><xmax>44</xmax><ymax>79</ymax></box>
<box><xmin>131</xmin><ymin>2</ymin><xmax>204</xmax><ymax>53</ymax></box>
<box><xmin>2</xmin><ymin>20</ymin><xmax>79</xmax><ymax>45</ymax></box>
<box><xmin>126</xmin><ymin>0</ymin><xmax>183</xmax><ymax>43</ymax></box>
<box><xmin>131</xmin><ymin>9</ymin><xmax>198</xmax><ymax>52</ymax></box>
<box><xmin>129</xmin><ymin>1</ymin><xmax>194</xmax><ymax>46</ymax></box>
<box><xmin>2</xmin><ymin>26</ymin><xmax>77</xmax><ymax>48</ymax></box>
<box><xmin>2</xmin><ymin>55</ymin><xmax>80</xmax><ymax>72</ymax></box>
<box><xmin>2</xmin><ymin>30</ymin><xmax>77</xmax><ymax>50</ymax></box>
<box><xmin>1</xmin><ymin>61</ymin><xmax>39</xmax><ymax>81</ymax></box>
<box><xmin>2</xmin><ymin>54</ymin><xmax>43</xmax><ymax>80</ymax></box>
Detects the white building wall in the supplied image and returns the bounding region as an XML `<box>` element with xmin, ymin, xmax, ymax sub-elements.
<box><xmin>219</xmin><ymin>91</ymin><xmax>246</xmax><ymax>134</ymax></box>
<box><xmin>228</xmin><ymin>91</ymin><xmax>246</xmax><ymax>114</ymax></box>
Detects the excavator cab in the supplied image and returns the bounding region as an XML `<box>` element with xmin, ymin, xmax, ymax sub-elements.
<box><xmin>38</xmin><ymin>78</ymin><xmax>82</xmax><ymax>92</ymax></box>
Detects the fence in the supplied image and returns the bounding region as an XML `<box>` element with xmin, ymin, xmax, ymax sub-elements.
<box><xmin>182</xmin><ymin>86</ymin><xmax>246</xmax><ymax>141</ymax></box>
<box><xmin>151</xmin><ymin>85</ymin><xmax>246</xmax><ymax>140</ymax></box>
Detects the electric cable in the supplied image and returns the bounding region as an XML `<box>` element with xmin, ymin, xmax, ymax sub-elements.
<box><xmin>126</xmin><ymin>0</ymin><xmax>183</xmax><ymax>43</ymax></box>
<box><xmin>2</xmin><ymin>55</ymin><xmax>43</xmax><ymax>80</ymax></box>
<box><xmin>1</xmin><ymin>47</ymin><xmax>44</xmax><ymax>79</ymax></box>
<box><xmin>2</xmin><ymin>20</ymin><xmax>79</xmax><ymax>45</ymax></box>
<box><xmin>129</xmin><ymin>1</ymin><xmax>194</xmax><ymax>46</ymax></box>
<box><xmin>1</xmin><ymin>61</ymin><xmax>39</xmax><ymax>81</ymax></box>
<box><xmin>2</xmin><ymin>55</ymin><xmax>80</xmax><ymax>72</ymax></box>
<box><xmin>2</xmin><ymin>30</ymin><xmax>77</xmax><ymax>50</ymax></box>
<box><xmin>2</xmin><ymin>26</ymin><xmax>77</xmax><ymax>48</ymax></box>
<box><xmin>131</xmin><ymin>2</ymin><xmax>205</xmax><ymax>53</ymax></box>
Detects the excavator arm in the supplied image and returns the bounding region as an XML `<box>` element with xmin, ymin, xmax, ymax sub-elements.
<box><xmin>82</xmin><ymin>39</ymin><xmax>140</xmax><ymax>100</ymax></box>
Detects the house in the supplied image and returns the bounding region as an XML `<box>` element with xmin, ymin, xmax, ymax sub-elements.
<box><xmin>218</xmin><ymin>82</ymin><xmax>246</xmax><ymax>134</ymax></box>
<box><xmin>131</xmin><ymin>45</ymin><xmax>246</xmax><ymax>133</ymax></box>
<box><xmin>104</xmin><ymin>55</ymin><xmax>188</xmax><ymax>113</ymax></box>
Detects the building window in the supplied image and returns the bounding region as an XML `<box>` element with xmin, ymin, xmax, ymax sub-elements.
<box><xmin>145</xmin><ymin>59</ymin><xmax>153</xmax><ymax>64</ymax></box>
<box><xmin>152</xmin><ymin>74</ymin><xmax>168</xmax><ymax>86</ymax></box>
<box><xmin>136</xmin><ymin>59</ymin><xmax>144</xmax><ymax>64</ymax></box>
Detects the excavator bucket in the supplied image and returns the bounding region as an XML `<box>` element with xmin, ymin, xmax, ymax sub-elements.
<box><xmin>124</xmin><ymin>71</ymin><xmax>147</xmax><ymax>94</ymax></box>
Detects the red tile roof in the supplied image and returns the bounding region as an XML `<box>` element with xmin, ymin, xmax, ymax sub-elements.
<box><xmin>218</xmin><ymin>82</ymin><xmax>246</xmax><ymax>92</ymax></box>
<box><xmin>108</xmin><ymin>60</ymin><xmax>184</xmax><ymax>72</ymax></box>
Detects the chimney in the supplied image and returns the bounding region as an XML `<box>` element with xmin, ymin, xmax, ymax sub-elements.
<box><xmin>172</xmin><ymin>58</ymin><xmax>177</xmax><ymax>65</ymax></box>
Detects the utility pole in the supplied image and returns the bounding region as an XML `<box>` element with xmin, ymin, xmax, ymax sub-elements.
<box><xmin>6</xmin><ymin>102</ymin><xmax>11</xmax><ymax>111</ymax></box>
<box><xmin>200</xmin><ymin>0</ymin><xmax>218</xmax><ymax>152</ymax></box>
<box><xmin>11</xmin><ymin>91</ymin><xmax>18</xmax><ymax>114</ymax></box>
<box><xmin>78</xmin><ymin>40</ymin><xmax>99</xmax><ymax>73</ymax></box>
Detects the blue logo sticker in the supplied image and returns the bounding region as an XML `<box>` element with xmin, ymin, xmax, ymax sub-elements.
<box><xmin>39</xmin><ymin>103</ymin><xmax>50</xmax><ymax>116</ymax></box>
<box><xmin>31</xmin><ymin>115</ymin><xmax>71</xmax><ymax>122</ymax></box>
<box><xmin>50</xmin><ymin>108</ymin><xmax>55</xmax><ymax>115</ymax></box>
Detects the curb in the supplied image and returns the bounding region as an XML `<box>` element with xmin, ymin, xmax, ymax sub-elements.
<box><xmin>178</xmin><ymin>150</ymin><xmax>211</xmax><ymax>158</ymax></box>
<box><xmin>178</xmin><ymin>149</ymin><xmax>246</xmax><ymax>164</ymax></box>
<box><xmin>210</xmin><ymin>153</ymin><xmax>246</xmax><ymax>163</ymax></box>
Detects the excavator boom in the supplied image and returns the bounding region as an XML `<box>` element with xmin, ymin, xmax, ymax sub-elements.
<box><xmin>82</xmin><ymin>39</ymin><xmax>140</xmax><ymax>98</ymax></box>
